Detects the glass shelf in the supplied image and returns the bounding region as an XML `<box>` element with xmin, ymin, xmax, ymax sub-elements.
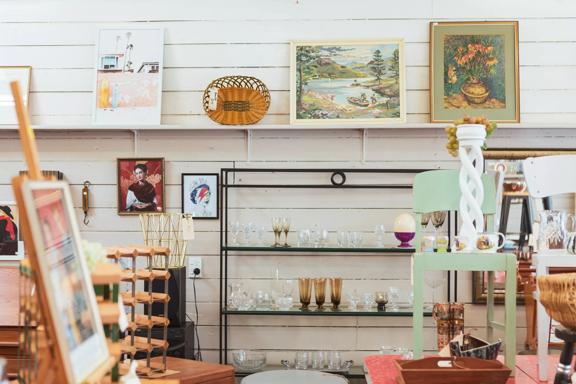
<box><xmin>222</xmin><ymin>306</ymin><xmax>432</xmax><ymax>317</ymax></box>
<box><xmin>222</xmin><ymin>245</ymin><xmax>414</xmax><ymax>253</ymax></box>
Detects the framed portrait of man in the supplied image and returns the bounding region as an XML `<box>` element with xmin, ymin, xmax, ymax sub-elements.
<box><xmin>117</xmin><ymin>158</ymin><xmax>165</xmax><ymax>215</ymax></box>
<box><xmin>0</xmin><ymin>201</ymin><xmax>24</xmax><ymax>261</ymax></box>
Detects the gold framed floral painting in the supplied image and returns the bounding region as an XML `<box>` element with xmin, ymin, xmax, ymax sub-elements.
<box><xmin>430</xmin><ymin>21</ymin><xmax>519</xmax><ymax>123</ymax></box>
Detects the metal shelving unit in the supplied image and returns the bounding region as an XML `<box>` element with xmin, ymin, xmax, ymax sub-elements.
<box><xmin>218</xmin><ymin>168</ymin><xmax>433</xmax><ymax>364</ymax></box>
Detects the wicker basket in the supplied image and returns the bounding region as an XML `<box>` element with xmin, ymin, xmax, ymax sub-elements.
<box><xmin>538</xmin><ymin>273</ymin><xmax>576</xmax><ymax>329</ymax></box>
<box><xmin>202</xmin><ymin>76</ymin><xmax>271</xmax><ymax>125</ymax></box>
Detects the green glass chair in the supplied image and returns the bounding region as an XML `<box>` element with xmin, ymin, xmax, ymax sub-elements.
<box><xmin>411</xmin><ymin>169</ymin><xmax>516</xmax><ymax>372</ymax></box>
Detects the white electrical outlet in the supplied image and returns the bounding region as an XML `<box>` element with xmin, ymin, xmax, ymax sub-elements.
<box><xmin>188</xmin><ymin>256</ymin><xmax>202</xmax><ymax>278</ymax></box>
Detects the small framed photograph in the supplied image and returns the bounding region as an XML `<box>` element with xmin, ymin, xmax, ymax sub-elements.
<box><xmin>20</xmin><ymin>180</ymin><xmax>109</xmax><ymax>382</ymax></box>
<box><xmin>117</xmin><ymin>158</ymin><xmax>165</xmax><ymax>215</ymax></box>
<box><xmin>181</xmin><ymin>173</ymin><xmax>219</xmax><ymax>219</ymax></box>
<box><xmin>0</xmin><ymin>66</ymin><xmax>31</xmax><ymax>125</ymax></box>
<box><xmin>0</xmin><ymin>201</ymin><xmax>24</xmax><ymax>261</ymax></box>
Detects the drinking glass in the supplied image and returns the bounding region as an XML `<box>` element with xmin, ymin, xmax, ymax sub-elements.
<box><xmin>374</xmin><ymin>224</ymin><xmax>386</xmax><ymax>247</ymax></box>
<box><xmin>337</xmin><ymin>231</ymin><xmax>348</xmax><ymax>247</ymax></box>
<box><xmin>298</xmin><ymin>278</ymin><xmax>312</xmax><ymax>309</ymax></box>
<box><xmin>229</xmin><ymin>221</ymin><xmax>241</xmax><ymax>246</ymax></box>
<box><xmin>314</xmin><ymin>278</ymin><xmax>327</xmax><ymax>308</ymax></box>
<box><xmin>256</xmin><ymin>226</ymin><xmax>266</xmax><ymax>245</ymax></box>
<box><xmin>272</xmin><ymin>217</ymin><xmax>282</xmax><ymax>247</ymax></box>
<box><xmin>282</xmin><ymin>279</ymin><xmax>295</xmax><ymax>298</ymax></box>
<box><xmin>421</xmin><ymin>213</ymin><xmax>431</xmax><ymax>232</ymax></box>
<box><xmin>431</xmin><ymin>211</ymin><xmax>447</xmax><ymax>236</ymax></box>
<box><xmin>298</xmin><ymin>229</ymin><xmax>311</xmax><ymax>247</ymax></box>
<box><xmin>327</xmin><ymin>350</ymin><xmax>342</xmax><ymax>370</ymax></box>
<box><xmin>348</xmin><ymin>231</ymin><xmax>361</xmax><ymax>248</ymax></box>
<box><xmin>388</xmin><ymin>286</ymin><xmax>400</xmax><ymax>311</ymax></box>
<box><xmin>424</xmin><ymin>271</ymin><xmax>444</xmax><ymax>309</ymax></box>
<box><xmin>295</xmin><ymin>351</ymin><xmax>311</xmax><ymax>370</ymax></box>
<box><xmin>282</xmin><ymin>217</ymin><xmax>291</xmax><ymax>247</ymax></box>
<box><xmin>330</xmin><ymin>277</ymin><xmax>343</xmax><ymax>309</ymax></box>
<box><xmin>311</xmin><ymin>226</ymin><xmax>322</xmax><ymax>248</ymax></box>
<box><xmin>362</xmin><ymin>292</ymin><xmax>375</xmax><ymax>308</ymax></box>
<box><xmin>347</xmin><ymin>290</ymin><xmax>360</xmax><ymax>310</ymax></box>
<box><xmin>312</xmin><ymin>350</ymin><xmax>326</xmax><ymax>369</ymax></box>
<box><xmin>319</xmin><ymin>229</ymin><xmax>329</xmax><ymax>247</ymax></box>
<box><xmin>243</xmin><ymin>222</ymin><xmax>255</xmax><ymax>245</ymax></box>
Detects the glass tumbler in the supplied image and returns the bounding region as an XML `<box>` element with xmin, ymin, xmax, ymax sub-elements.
<box><xmin>327</xmin><ymin>350</ymin><xmax>342</xmax><ymax>370</ymax></box>
<box><xmin>295</xmin><ymin>350</ymin><xmax>311</xmax><ymax>370</ymax></box>
<box><xmin>298</xmin><ymin>278</ymin><xmax>312</xmax><ymax>309</ymax></box>
<box><xmin>312</xmin><ymin>350</ymin><xmax>326</xmax><ymax>369</ymax></box>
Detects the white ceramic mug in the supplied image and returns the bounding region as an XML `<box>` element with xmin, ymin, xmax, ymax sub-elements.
<box><xmin>476</xmin><ymin>232</ymin><xmax>506</xmax><ymax>252</ymax></box>
<box><xmin>453</xmin><ymin>235</ymin><xmax>472</xmax><ymax>252</ymax></box>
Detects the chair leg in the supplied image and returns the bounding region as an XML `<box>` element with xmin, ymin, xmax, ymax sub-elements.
<box><xmin>537</xmin><ymin>264</ymin><xmax>550</xmax><ymax>381</ymax></box>
<box><xmin>505</xmin><ymin>255</ymin><xmax>517</xmax><ymax>374</ymax></box>
<box><xmin>412</xmin><ymin>255</ymin><xmax>425</xmax><ymax>359</ymax></box>
<box><xmin>553</xmin><ymin>328</ymin><xmax>576</xmax><ymax>384</ymax></box>
<box><xmin>487</xmin><ymin>271</ymin><xmax>495</xmax><ymax>342</ymax></box>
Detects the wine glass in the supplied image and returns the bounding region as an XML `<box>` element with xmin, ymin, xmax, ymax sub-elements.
<box><xmin>243</xmin><ymin>222</ymin><xmax>255</xmax><ymax>245</ymax></box>
<box><xmin>431</xmin><ymin>211</ymin><xmax>447</xmax><ymax>237</ymax></box>
<box><xmin>421</xmin><ymin>213</ymin><xmax>431</xmax><ymax>232</ymax></box>
<box><xmin>374</xmin><ymin>224</ymin><xmax>386</xmax><ymax>247</ymax></box>
<box><xmin>424</xmin><ymin>271</ymin><xmax>444</xmax><ymax>309</ymax></box>
<box><xmin>282</xmin><ymin>217</ymin><xmax>291</xmax><ymax>247</ymax></box>
<box><xmin>272</xmin><ymin>217</ymin><xmax>282</xmax><ymax>247</ymax></box>
<box><xmin>229</xmin><ymin>221</ymin><xmax>241</xmax><ymax>245</ymax></box>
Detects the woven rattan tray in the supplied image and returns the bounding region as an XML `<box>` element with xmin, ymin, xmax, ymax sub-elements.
<box><xmin>202</xmin><ymin>76</ymin><xmax>271</xmax><ymax>125</ymax></box>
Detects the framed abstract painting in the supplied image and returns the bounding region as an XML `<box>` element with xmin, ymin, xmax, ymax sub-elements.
<box><xmin>181</xmin><ymin>173</ymin><xmax>219</xmax><ymax>219</ymax></box>
<box><xmin>290</xmin><ymin>40</ymin><xmax>406</xmax><ymax>125</ymax></box>
<box><xmin>117</xmin><ymin>158</ymin><xmax>165</xmax><ymax>215</ymax></box>
<box><xmin>430</xmin><ymin>21</ymin><xmax>519</xmax><ymax>123</ymax></box>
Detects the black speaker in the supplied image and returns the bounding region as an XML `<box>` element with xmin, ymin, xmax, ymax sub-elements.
<box><xmin>145</xmin><ymin>266</ymin><xmax>187</xmax><ymax>327</ymax></box>
<box><xmin>134</xmin><ymin>321</ymin><xmax>195</xmax><ymax>359</ymax></box>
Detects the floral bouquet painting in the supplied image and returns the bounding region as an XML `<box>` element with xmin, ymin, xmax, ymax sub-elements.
<box><xmin>443</xmin><ymin>35</ymin><xmax>505</xmax><ymax>110</ymax></box>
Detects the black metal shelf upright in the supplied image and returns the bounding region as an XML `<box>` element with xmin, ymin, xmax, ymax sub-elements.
<box><xmin>218</xmin><ymin>168</ymin><xmax>432</xmax><ymax>364</ymax></box>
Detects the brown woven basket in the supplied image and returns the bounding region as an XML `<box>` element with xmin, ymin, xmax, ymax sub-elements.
<box><xmin>202</xmin><ymin>76</ymin><xmax>271</xmax><ymax>125</ymax></box>
<box><xmin>538</xmin><ymin>273</ymin><xmax>576</xmax><ymax>329</ymax></box>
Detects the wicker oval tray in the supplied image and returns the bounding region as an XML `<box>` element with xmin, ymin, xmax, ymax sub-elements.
<box><xmin>202</xmin><ymin>76</ymin><xmax>271</xmax><ymax>125</ymax></box>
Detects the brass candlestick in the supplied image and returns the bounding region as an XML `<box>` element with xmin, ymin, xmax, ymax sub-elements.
<box><xmin>298</xmin><ymin>278</ymin><xmax>312</xmax><ymax>309</ymax></box>
<box><xmin>314</xmin><ymin>278</ymin><xmax>326</xmax><ymax>308</ymax></box>
<box><xmin>330</xmin><ymin>278</ymin><xmax>343</xmax><ymax>309</ymax></box>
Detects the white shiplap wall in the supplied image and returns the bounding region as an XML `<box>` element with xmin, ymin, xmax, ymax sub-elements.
<box><xmin>2</xmin><ymin>0</ymin><xmax>576</xmax><ymax>365</ymax></box>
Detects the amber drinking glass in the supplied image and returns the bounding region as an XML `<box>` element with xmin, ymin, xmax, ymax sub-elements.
<box><xmin>298</xmin><ymin>278</ymin><xmax>312</xmax><ymax>309</ymax></box>
<box><xmin>314</xmin><ymin>278</ymin><xmax>327</xmax><ymax>308</ymax></box>
<box><xmin>330</xmin><ymin>278</ymin><xmax>343</xmax><ymax>309</ymax></box>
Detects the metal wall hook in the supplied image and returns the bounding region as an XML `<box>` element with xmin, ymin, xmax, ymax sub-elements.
<box><xmin>82</xmin><ymin>180</ymin><xmax>91</xmax><ymax>225</ymax></box>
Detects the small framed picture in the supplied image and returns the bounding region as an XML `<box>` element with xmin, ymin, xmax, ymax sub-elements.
<box><xmin>20</xmin><ymin>180</ymin><xmax>109</xmax><ymax>382</ymax></box>
<box><xmin>117</xmin><ymin>158</ymin><xmax>165</xmax><ymax>215</ymax></box>
<box><xmin>181</xmin><ymin>174</ymin><xmax>219</xmax><ymax>219</ymax></box>
<box><xmin>0</xmin><ymin>201</ymin><xmax>24</xmax><ymax>261</ymax></box>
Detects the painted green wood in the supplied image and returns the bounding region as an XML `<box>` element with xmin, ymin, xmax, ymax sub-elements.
<box><xmin>411</xmin><ymin>170</ymin><xmax>515</xmax><ymax>372</ymax></box>
<box><xmin>411</xmin><ymin>252</ymin><xmax>517</xmax><ymax>371</ymax></box>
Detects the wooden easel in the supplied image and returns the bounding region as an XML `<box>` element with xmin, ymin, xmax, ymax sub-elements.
<box><xmin>10</xmin><ymin>81</ymin><xmax>117</xmax><ymax>383</ymax></box>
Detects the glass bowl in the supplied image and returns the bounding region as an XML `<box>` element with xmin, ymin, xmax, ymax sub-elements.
<box><xmin>232</xmin><ymin>350</ymin><xmax>266</xmax><ymax>373</ymax></box>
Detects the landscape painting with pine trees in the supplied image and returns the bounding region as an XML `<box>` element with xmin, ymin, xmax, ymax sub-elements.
<box><xmin>291</xmin><ymin>41</ymin><xmax>405</xmax><ymax>124</ymax></box>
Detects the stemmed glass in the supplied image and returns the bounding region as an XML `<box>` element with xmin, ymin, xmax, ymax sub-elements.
<box><xmin>424</xmin><ymin>271</ymin><xmax>444</xmax><ymax>309</ymax></box>
<box><xmin>229</xmin><ymin>221</ymin><xmax>241</xmax><ymax>245</ymax></box>
<box><xmin>243</xmin><ymin>222</ymin><xmax>255</xmax><ymax>245</ymax></box>
<box><xmin>282</xmin><ymin>217</ymin><xmax>291</xmax><ymax>247</ymax></box>
<box><xmin>421</xmin><ymin>213</ymin><xmax>431</xmax><ymax>233</ymax></box>
<box><xmin>431</xmin><ymin>211</ymin><xmax>446</xmax><ymax>235</ymax></box>
<box><xmin>272</xmin><ymin>217</ymin><xmax>282</xmax><ymax>247</ymax></box>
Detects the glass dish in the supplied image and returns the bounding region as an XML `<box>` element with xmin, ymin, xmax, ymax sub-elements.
<box><xmin>232</xmin><ymin>350</ymin><xmax>266</xmax><ymax>373</ymax></box>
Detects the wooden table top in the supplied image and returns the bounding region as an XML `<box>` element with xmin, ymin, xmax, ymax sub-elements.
<box><xmin>148</xmin><ymin>357</ymin><xmax>235</xmax><ymax>384</ymax></box>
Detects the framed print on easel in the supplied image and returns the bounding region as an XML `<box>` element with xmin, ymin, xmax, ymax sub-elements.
<box><xmin>430</xmin><ymin>21</ymin><xmax>519</xmax><ymax>123</ymax></box>
<box><xmin>19</xmin><ymin>181</ymin><xmax>110</xmax><ymax>382</ymax></box>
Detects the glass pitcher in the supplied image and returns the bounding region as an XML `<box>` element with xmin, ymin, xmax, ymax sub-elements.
<box><xmin>539</xmin><ymin>210</ymin><xmax>575</xmax><ymax>251</ymax></box>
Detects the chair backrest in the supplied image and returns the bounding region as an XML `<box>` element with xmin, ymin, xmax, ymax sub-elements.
<box><xmin>523</xmin><ymin>155</ymin><xmax>576</xmax><ymax>198</ymax></box>
<box><xmin>412</xmin><ymin>169</ymin><xmax>497</xmax><ymax>251</ymax></box>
